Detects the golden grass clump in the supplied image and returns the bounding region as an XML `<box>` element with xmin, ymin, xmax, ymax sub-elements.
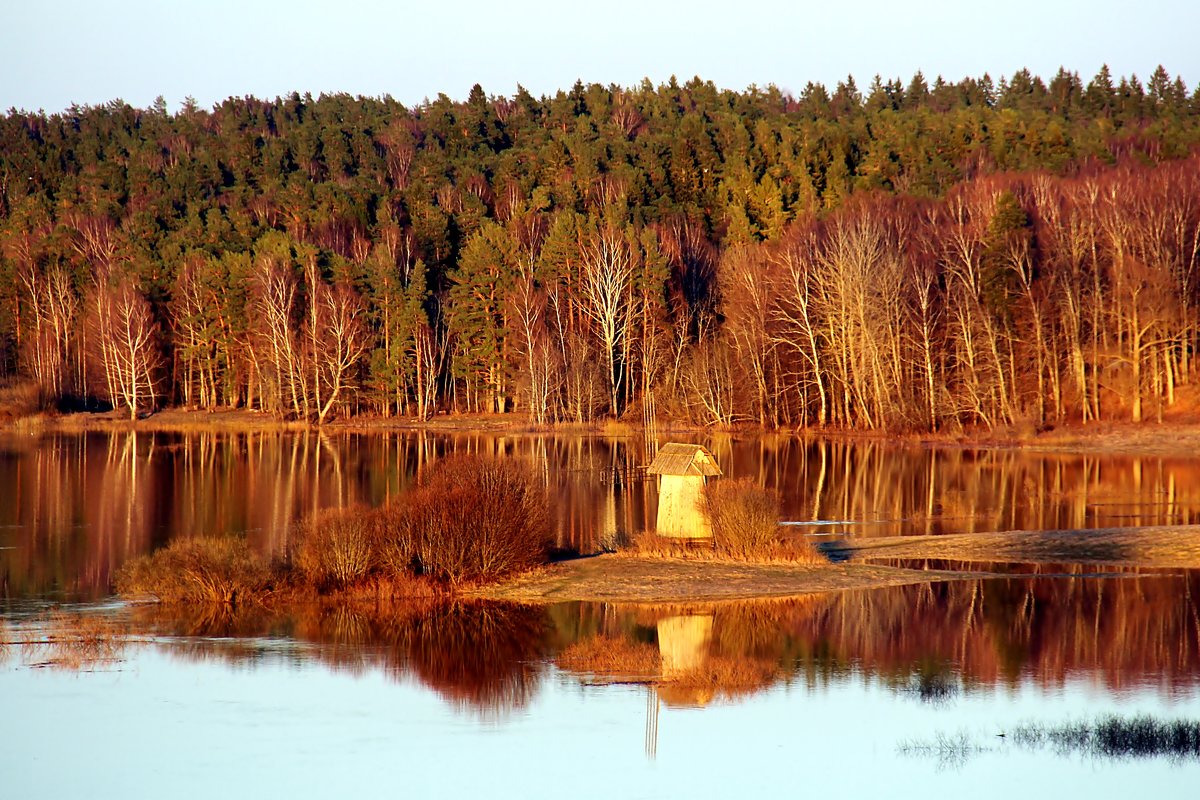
<box><xmin>379</xmin><ymin>455</ymin><xmax>553</xmax><ymax>586</ymax></box>
<box><xmin>291</xmin><ymin>506</ymin><xmax>380</xmax><ymax>589</ymax></box>
<box><xmin>115</xmin><ymin>536</ymin><xmax>274</xmax><ymax>604</ymax></box>
<box><xmin>556</xmin><ymin>635</ymin><xmax>662</xmax><ymax>679</ymax></box>
<box><xmin>0</xmin><ymin>379</ymin><xmax>43</xmax><ymax>417</ymax></box>
<box><xmin>705</xmin><ymin>478</ymin><xmax>782</xmax><ymax>559</ymax></box>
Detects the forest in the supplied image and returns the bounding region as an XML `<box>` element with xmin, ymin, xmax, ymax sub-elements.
<box><xmin>1</xmin><ymin>66</ymin><xmax>1199</xmax><ymax>430</ymax></box>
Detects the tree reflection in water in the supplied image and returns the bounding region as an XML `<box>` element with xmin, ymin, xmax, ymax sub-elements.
<box><xmin>64</xmin><ymin>569</ymin><xmax>1192</xmax><ymax>719</ymax></box>
<box><xmin>129</xmin><ymin>599</ymin><xmax>551</xmax><ymax>718</ymax></box>
<box><xmin>7</xmin><ymin>431</ymin><xmax>1200</xmax><ymax>599</ymax></box>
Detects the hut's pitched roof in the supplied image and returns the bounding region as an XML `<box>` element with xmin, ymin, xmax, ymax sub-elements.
<box><xmin>646</xmin><ymin>443</ymin><xmax>722</xmax><ymax>477</ymax></box>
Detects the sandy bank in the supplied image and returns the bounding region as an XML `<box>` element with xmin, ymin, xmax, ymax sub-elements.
<box><xmin>470</xmin><ymin>525</ymin><xmax>1200</xmax><ymax>603</ymax></box>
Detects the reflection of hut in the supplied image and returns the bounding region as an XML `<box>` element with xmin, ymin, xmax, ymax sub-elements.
<box><xmin>656</xmin><ymin>614</ymin><xmax>715</xmax><ymax>708</ymax></box>
<box><xmin>657</xmin><ymin>615</ymin><xmax>713</xmax><ymax>679</ymax></box>
<box><xmin>646</xmin><ymin>443</ymin><xmax>722</xmax><ymax>539</ymax></box>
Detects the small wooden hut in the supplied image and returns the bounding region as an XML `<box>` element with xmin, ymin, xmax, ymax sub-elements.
<box><xmin>646</xmin><ymin>443</ymin><xmax>721</xmax><ymax>539</ymax></box>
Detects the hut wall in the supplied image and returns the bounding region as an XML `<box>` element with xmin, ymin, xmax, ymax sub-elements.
<box><xmin>655</xmin><ymin>474</ymin><xmax>712</xmax><ymax>539</ymax></box>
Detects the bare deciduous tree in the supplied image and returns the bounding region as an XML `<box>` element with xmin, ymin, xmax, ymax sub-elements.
<box><xmin>18</xmin><ymin>265</ymin><xmax>77</xmax><ymax>401</ymax></box>
<box><xmin>87</xmin><ymin>277</ymin><xmax>163</xmax><ymax>419</ymax></box>
<box><xmin>579</xmin><ymin>226</ymin><xmax>633</xmax><ymax>416</ymax></box>
<box><xmin>312</xmin><ymin>283</ymin><xmax>370</xmax><ymax>423</ymax></box>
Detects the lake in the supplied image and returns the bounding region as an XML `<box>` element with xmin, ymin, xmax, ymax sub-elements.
<box><xmin>2</xmin><ymin>430</ymin><xmax>1199</xmax><ymax>797</ymax></box>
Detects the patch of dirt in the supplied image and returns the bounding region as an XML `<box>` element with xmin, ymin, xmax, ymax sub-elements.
<box><xmin>471</xmin><ymin>525</ymin><xmax>1200</xmax><ymax>603</ymax></box>
<box><xmin>467</xmin><ymin>555</ymin><xmax>973</xmax><ymax>603</ymax></box>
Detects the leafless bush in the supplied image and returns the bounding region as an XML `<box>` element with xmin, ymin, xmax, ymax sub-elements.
<box><xmin>705</xmin><ymin>478</ymin><xmax>782</xmax><ymax>559</ymax></box>
<box><xmin>380</xmin><ymin>456</ymin><xmax>553</xmax><ymax>585</ymax></box>
<box><xmin>292</xmin><ymin>505</ymin><xmax>380</xmax><ymax>589</ymax></box>
<box><xmin>115</xmin><ymin>536</ymin><xmax>274</xmax><ymax>604</ymax></box>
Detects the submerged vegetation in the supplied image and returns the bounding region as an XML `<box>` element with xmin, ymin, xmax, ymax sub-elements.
<box><xmin>2</xmin><ymin>68</ymin><xmax>1200</xmax><ymax>430</ymax></box>
<box><xmin>5</xmin><ymin>611</ymin><xmax>130</xmax><ymax>670</ymax></box>
<box><xmin>1013</xmin><ymin>717</ymin><xmax>1200</xmax><ymax>760</ymax></box>
<box><xmin>904</xmin><ymin>716</ymin><xmax>1200</xmax><ymax>764</ymax></box>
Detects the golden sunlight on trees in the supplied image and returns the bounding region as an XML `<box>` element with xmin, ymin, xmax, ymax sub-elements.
<box><xmin>1</xmin><ymin>71</ymin><xmax>1199</xmax><ymax>428</ymax></box>
<box><xmin>85</xmin><ymin>277</ymin><xmax>163</xmax><ymax>420</ymax></box>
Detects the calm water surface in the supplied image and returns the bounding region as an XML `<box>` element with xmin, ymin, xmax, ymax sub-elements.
<box><xmin>2</xmin><ymin>431</ymin><xmax>1199</xmax><ymax>797</ymax></box>
<box><xmin>4</xmin><ymin>577</ymin><xmax>1200</xmax><ymax>798</ymax></box>
<box><xmin>3</xmin><ymin>430</ymin><xmax>1200</xmax><ymax>598</ymax></box>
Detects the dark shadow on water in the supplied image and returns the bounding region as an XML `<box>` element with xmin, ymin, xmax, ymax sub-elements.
<box><xmin>816</xmin><ymin>539</ymin><xmax>854</xmax><ymax>563</ymax></box>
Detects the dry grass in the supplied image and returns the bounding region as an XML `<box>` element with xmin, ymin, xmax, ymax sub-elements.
<box><xmin>629</xmin><ymin>530</ymin><xmax>712</xmax><ymax>557</ymax></box>
<box><xmin>0</xmin><ymin>380</ymin><xmax>47</xmax><ymax>430</ymax></box>
<box><xmin>39</xmin><ymin>407</ymin><xmax>311</xmax><ymax>434</ymax></box>
<box><xmin>115</xmin><ymin>536</ymin><xmax>276</xmax><ymax>604</ymax></box>
<box><xmin>628</xmin><ymin>478</ymin><xmax>820</xmax><ymax>565</ymax></box>
<box><xmin>628</xmin><ymin>531</ymin><xmax>821</xmax><ymax>566</ymax></box>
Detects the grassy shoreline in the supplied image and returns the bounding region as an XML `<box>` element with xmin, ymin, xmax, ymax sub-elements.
<box><xmin>113</xmin><ymin>523</ymin><xmax>1200</xmax><ymax>609</ymax></box>
<box><xmin>10</xmin><ymin>404</ymin><xmax>1200</xmax><ymax>457</ymax></box>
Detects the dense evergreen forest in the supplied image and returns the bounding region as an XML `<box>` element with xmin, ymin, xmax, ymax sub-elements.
<box><xmin>2</xmin><ymin>66</ymin><xmax>1200</xmax><ymax>429</ymax></box>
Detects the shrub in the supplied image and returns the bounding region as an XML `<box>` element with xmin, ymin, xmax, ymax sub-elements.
<box><xmin>704</xmin><ymin>478</ymin><xmax>782</xmax><ymax>559</ymax></box>
<box><xmin>115</xmin><ymin>536</ymin><xmax>273</xmax><ymax>604</ymax></box>
<box><xmin>291</xmin><ymin>505</ymin><xmax>380</xmax><ymax>589</ymax></box>
<box><xmin>380</xmin><ymin>456</ymin><xmax>553</xmax><ymax>585</ymax></box>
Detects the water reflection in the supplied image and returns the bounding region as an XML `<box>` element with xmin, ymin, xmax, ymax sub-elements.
<box><xmin>4</xmin><ymin>431</ymin><xmax>1200</xmax><ymax>599</ymax></box>
<box><xmin>18</xmin><ymin>571</ymin><xmax>1179</xmax><ymax>721</ymax></box>
<box><xmin>127</xmin><ymin>599</ymin><xmax>551</xmax><ymax>718</ymax></box>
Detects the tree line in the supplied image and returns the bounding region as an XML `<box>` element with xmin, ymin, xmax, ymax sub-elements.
<box><xmin>1</xmin><ymin>67</ymin><xmax>1199</xmax><ymax>427</ymax></box>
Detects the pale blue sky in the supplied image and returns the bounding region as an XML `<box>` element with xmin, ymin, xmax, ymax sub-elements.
<box><xmin>1</xmin><ymin>0</ymin><xmax>1197</xmax><ymax>112</ymax></box>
